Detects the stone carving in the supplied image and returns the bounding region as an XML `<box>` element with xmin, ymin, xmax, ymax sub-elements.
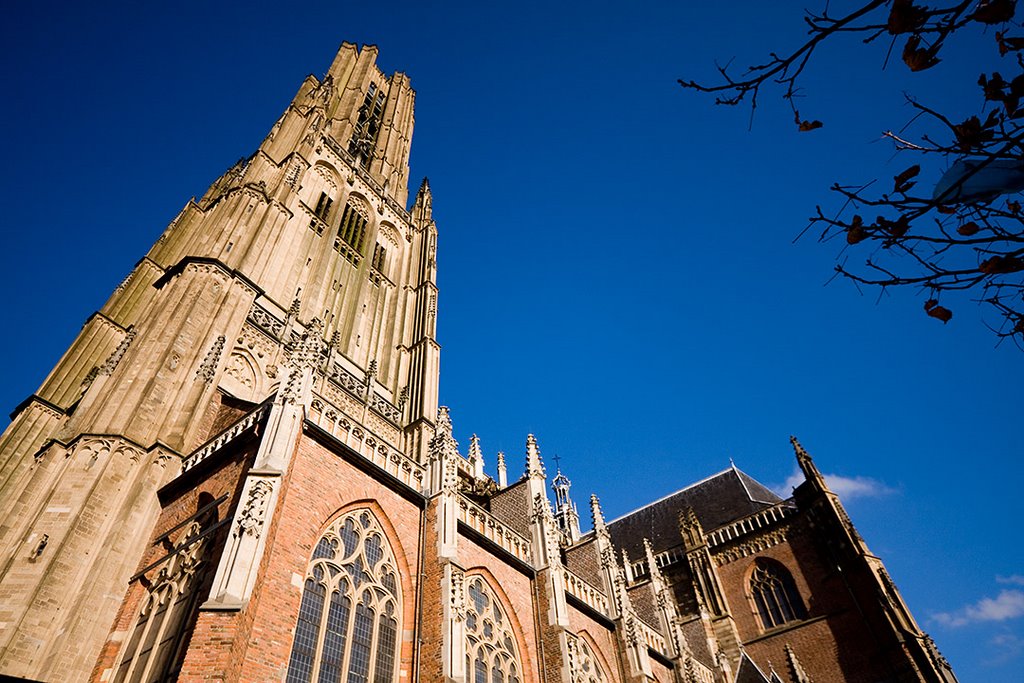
<box><xmin>236</xmin><ymin>479</ymin><xmax>274</xmax><ymax>538</ymax></box>
<box><xmin>450</xmin><ymin>565</ymin><xmax>466</xmax><ymax>622</ymax></box>
<box><xmin>224</xmin><ymin>352</ymin><xmax>257</xmax><ymax>390</ymax></box>
<box><xmin>248</xmin><ymin>304</ymin><xmax>284</xmax><ymax>337</ymax></box>
<box><xmin>370</xmin><ymin>394</ymin><xmax>401</xmax><ymax>424</ymax></box>
<box><xmin>330</xmin><ymin>363</ymin><xmax>367</xmax><ymax>397</ymax></box>
<box><xmin>195</xmin><ymin>335</ymin><xmax>225</xmax><ymax>383</ymax></box>
<box><xmin>99</xmin><ymin>328</ymin><xmax>137</xmax><ymax>376</ymax></box>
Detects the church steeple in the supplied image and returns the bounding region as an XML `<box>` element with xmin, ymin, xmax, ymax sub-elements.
<box><xmin>550</xmin><ymin>459</ymin><xmax>581</xmax><ymax>542</ymax></box>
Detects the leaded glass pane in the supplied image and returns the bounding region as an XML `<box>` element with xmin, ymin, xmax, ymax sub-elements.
<box><xmin>287</xmin><ymin>579</ymin><xmax>326</xmax><ymax>683</ymax></box>
<box><xmin>318</xmin><ymin>590</ymin><xmax>351</xmax><ymax>683</ymax></box>
<box><xmin>373</xmin><ymin>613</ymin><xmax>397</xmax><ymax>683</ymax></box>
<box><xmin>346</xmin><ymin>601</ymin><xmax>374</xmax><ymax>683</ymax></box>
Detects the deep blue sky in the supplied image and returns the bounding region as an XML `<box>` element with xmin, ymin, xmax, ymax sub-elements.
<box><xmin>1</xmin><ymin>1</ymin><xmax>1021</xmax><ymax>679</ymax></box>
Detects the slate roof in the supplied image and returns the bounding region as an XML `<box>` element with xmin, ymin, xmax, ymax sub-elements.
<box><xmin>605</xmin><ymin>465</ymin><xmax>783</xmax><ymax>559</ymax></box>
<box><xmin>734</xmin><ymin>653</ymin><xmax>773</xmax><ymax>683</ymax></box>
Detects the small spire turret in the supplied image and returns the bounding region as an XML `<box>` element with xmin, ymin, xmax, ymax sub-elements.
<box><xmin>525</xmin><ymin>434</ymin><xmax>544</xmax><ymax>479</ymax></box>
<box><xmin>496</xmin><ymin>451</ymin><xmax>507</xmax><ymax>487</ymax></box>
<box><xmin>468</xmin><ymin>434</ymin><xmax>484</xmax><ymax>479</ymax></box>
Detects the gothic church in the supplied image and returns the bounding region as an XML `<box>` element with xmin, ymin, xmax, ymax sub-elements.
<box><xmin>0</xmin><ymin>44</ymin><xmax>958</xmax><ymax>683</ymax></box>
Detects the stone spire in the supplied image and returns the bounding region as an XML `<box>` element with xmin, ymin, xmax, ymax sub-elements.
<box><xmin>786</xmin><ymin>644</ymin><xmax>812</xmax><ymax>683</ymax></box>
<box><xmin>468</xmin><ymin>433</ymin><xmax>484</xmax><ymax>479</ymax></box>
<box><xmin>413</xmin><ymin>177</ymin><xmax>433</xmax><ymax>222</ymax></box>
<box><xmin>525</xmin><ymin>433</ymin><xmax>545</xmax><ymax>479</ymax></box>
<box><xmin>550</xmin><ymin>462</ymin><xmax>581</xmax><ymax>542</ymax></box>
<box><xmin>791</xmin><ymin>435</ymin><xmax>824</xmax><ymax>489</ymax></box>
<box><xmin>496</xmin><ymin>451</ymin><xmax>507</xmax><ymax>488</ymax></box>
<box><xmin>590</xmin><ymin>494</ymin><xmax>606</xmax><ymax>533</ymax></box>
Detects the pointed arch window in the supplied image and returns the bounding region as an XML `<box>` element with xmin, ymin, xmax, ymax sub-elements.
<box><xmin>286</xmin><ymin>509</ymin><xmax>402</xmax><ymax>683</ymax></box>
<box><xmin>464</xmin><ymin>576</ymin><xmax>522</xmax><ymax>683</ymax></box>
<box><xmin>749</xmin><ymin>558</ymin><xmax>806</xmax><ymax>630</ymax></box>
<box><xmin>112</xmin><ymin>506</ymin><xmax>217</xmax><ymax>683</ymax></box>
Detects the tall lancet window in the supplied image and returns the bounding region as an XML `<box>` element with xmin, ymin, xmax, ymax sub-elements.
<box><xmin>748</xmin><ymin>558</ymin><xmax>807</xmax><ymax>630</ymax></box>
<box><xmin>286</xmin><ymin>509</ymin><xmax>402</xmax><ymax>683</ymax></box>
<box><xmin>465</xmin><ymin>576</ymin><xmax>522</xmax><ymax>683</ymax></box>
<box><xmin>112</xmin><ymin>495</ymin><xmax>219</xmax><ymax>683</ymax></box>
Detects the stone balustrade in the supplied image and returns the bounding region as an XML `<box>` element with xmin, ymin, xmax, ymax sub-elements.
<box><xmin>563</xmin><ymin>568</ymin><xmax>610</xmax><ymax>616</ymax></box>
<box><xmin>456</xmin><ymin>494</ymin><xmax>533</xmax><ymax>564</ymax></box>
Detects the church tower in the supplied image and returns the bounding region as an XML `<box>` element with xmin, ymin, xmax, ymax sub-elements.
<box><xmin>0</xmin><ymin>43</ymin><xmax>439</xmax><ymax>681</ymax></box>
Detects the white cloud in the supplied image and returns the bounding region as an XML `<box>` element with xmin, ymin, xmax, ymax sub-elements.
<box><xmin>997</xmin><ymin>575</ymin><xmax>1024</xmax><ymax>586</ymax></box>
<box><xmin>777</xmin><ymin>471</ymin><xmax>896</xmax><ymax>501</ymax></box>
<box><xmin>986</xmin><ymin>632</ymin><xmax>1024</xmax><ymax>666</ymax></box>
<box><xmin>933</xmin><ymin>590</ymin><xmax>1024</xmax><ymax>628</ymax></box>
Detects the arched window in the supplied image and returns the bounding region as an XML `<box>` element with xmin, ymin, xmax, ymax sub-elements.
<box><xmin>464</xmin><ymin>576</ymin><xmax>522</xmax><ymax>683</ymax></box>
<box><xmin>749</xmin><ymin>558</ymin><xmax>806</xmax><ymax>630</ymax></box>
<box><xmin>112</xmin><ymin>504</ymin><xmax>216</xmax><ymax>683</ymax></box>
<box><xmin>286</xmin><ymin>509</ymin><xmax>402</xmax><ymax>683</ymax></box>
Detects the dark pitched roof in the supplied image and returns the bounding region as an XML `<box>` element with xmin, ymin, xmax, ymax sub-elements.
<box><xmin>734</xmin><ymin>653</ymin><xmax>773</xmax><ymax>683</ymax></box>
<box><xmin>605</xmin><ymin>465</ymin><xmax>783</xmax><ymax>558</ymax></box>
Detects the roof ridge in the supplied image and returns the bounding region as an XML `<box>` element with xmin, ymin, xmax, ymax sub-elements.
<box><xmin>605</xmin><ymin>466</ymin><xmax>734</xmax><ymax>526</ymax></box>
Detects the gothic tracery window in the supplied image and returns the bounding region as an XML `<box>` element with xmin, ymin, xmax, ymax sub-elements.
<box><xmin>749</xmin><ymin>558</ymin><xmax>806</xmax><ymax>630</ymax></box>
<box><xmin>286</xmin><ymin>509</ymin><xmax>402</xmax><ymax>683</ymax></box>
<box><xmin>464</xmin><ymin>576</ymin><xmax>522</xmax><ymax>683</ymax></box>
<box><xmin>112</xmin><ymin>518</ymin><xmax>213</xmax><ymax>683</ymax></box>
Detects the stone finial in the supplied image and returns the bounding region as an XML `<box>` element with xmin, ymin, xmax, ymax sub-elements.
<box><xmin>288</xmin><ymin>296</ymin><xmax>301</xmax><ymax>319</ymax></box>
<box><xmin>643</xmin><ymin>538</ymin><xmax>660</xmax><ymax>578</ymax></box>
<box><xmin>413</xmin><ymin>176</ymin><xmax>433</xmax><ymax>221</ymax></box>
<box><xmin>622</xmin><ymin>549</ymin><xmax>634</xmax><ymax>582</ymax></box>
<box><xmin>525</xmin><ymin>434</ymin><xmax>545</xmax><ymax>479</ymax></box>
<box><xmin>429</xmin><ymin>406</ymin><xmax>460</xmax><ymax>465</ymax></box>
<box><xmin>679</xmin><ymin>506</ymin><xmax>704</xmax><ymax>548</ymax></box>
<box><xmin>590</xmin><ymin>494</ymin><xmax>606</xmax><ymax>531</ymax></box>
<box><xmin>785</xmin><ymin>644</ymin><xmax>812</xmax><ymax>683</ymax></box>
<box><xmin>790</xmin><ymin>435</ymin><xmax>824</xmax><ymax>486</ymax></box>
<box><xmin>496</xmin><ymin>451</ymin><xmax>508</xmax><ymax>488</ymax></box>
<box><xmin>468</xmin><ymin>434</ymin><xmax>484</xmax><ymax>479</ymax></box>
<box><xmin>437</xmin><ymin>406</ymin><xmax>452</xmax><ymax>434</ymax></box>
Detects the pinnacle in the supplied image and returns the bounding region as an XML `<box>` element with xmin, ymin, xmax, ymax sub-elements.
<box><xmin>525</xmin><ymin>433</ymin><xmax>545</xmax><ymax>478</ymax></box>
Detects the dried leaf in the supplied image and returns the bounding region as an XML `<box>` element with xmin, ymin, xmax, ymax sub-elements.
<box><xmin>902</xmin><ymin>35</ymin><xmax>941</xmax><ymax>72</ymax></box>
<box><xmin>798</xmin><ymin>119</ymin><xmax>824</xmax><ymax>132</ymax></box>
<box><xmin>979</xmin><ymin>255</ymin><xmax>1024</xmax><ymax>274</ymax></box>
<box><xmin>846</xmin><ymin>215</ymin><xmax>867</xmax><ymax>244</ymax></box>
<box><xmin>887</xmin><ymin>0</ymin><xmax>928</xmax><ymax>34</ymax></box>
<box><xmin>924</xmin><ymin>299</ymin><xmax>953</xmax><ymax>323</ymax></box>
<box><xmin>937</xmin><ymin>205</ymin><xmax>957</xmax><ymax>215</ymax></box>
<box><xmin>952</xmin><ymin>115</ymin><xmax>993</xmax><ymax>151</ymax></box>
<box><xmin>996</xmin><ymin>31</ymin><xmax>1024</xmax><ymax>55</ymax></box>
<box><xmin>957</xmin><ymin>222</ymin><xmax>980</xmax><ymax>236</ymax></box>
<box><xmin>1009</xmin><ymin>200</ymin><xmax>1022</xmax><ymax>214</ymax></box>
<box><xmin>972</xmin><ymin>0</ymin><xmax>1017</xmax><ymax>24</ymax></box>
<box><xmin>893</xmin><ymin>165</ymin><xmax>920</xmax><ymax>193</ymax></box>
<box><xmin>979</xmin><ymin>72</ymin><xmax>1007</xmax><ymax>101</ymax></box>
<box><xmin>877</xmin><ymin>214</ymin><xmax>910</xmax><ymax>237</ymax></box>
